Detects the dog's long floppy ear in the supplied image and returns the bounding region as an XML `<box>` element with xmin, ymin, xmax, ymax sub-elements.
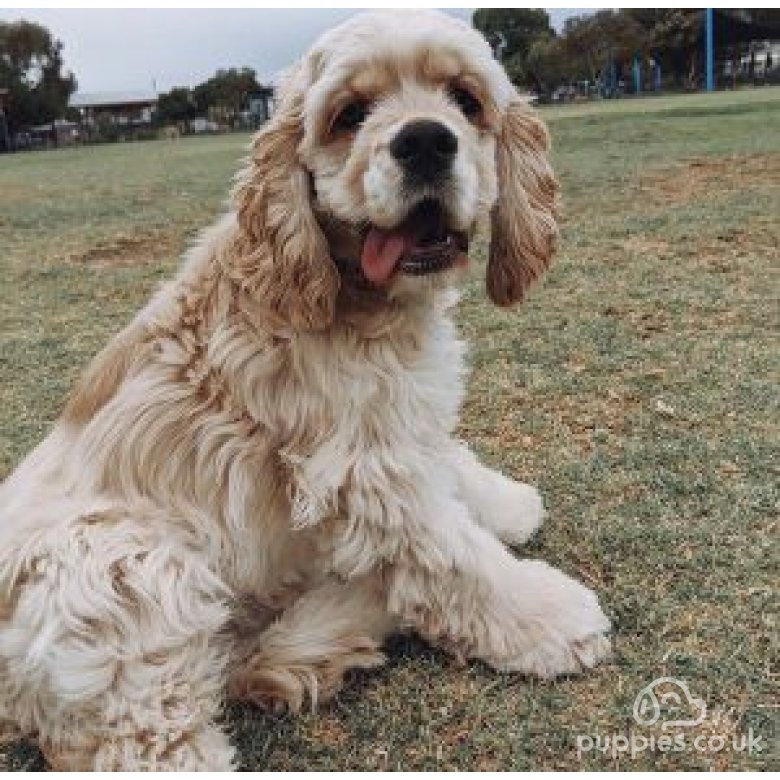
<box><xmin>233</xmin><ymin>77</ymin><xmax>339</xmax><ymax>331</ymax></box>
<box><xmin>487</xmin><ymin>98</ymin><xmax>559</xmax><ymax>306</ymax></box>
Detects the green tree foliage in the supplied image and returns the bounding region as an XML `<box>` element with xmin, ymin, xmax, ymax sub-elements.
<box><xmin>631</xmin><ymin>9</ymin><xmax>780</xmax><ymax>87</ymax></box>
<box><xmin>626</xmin><ymin>9</ymin><xmax>702</xmax><ymax>86</ymax></box>
<box><xmin>472</xmin><ymin>9</ymin><xmax>554</xmax><ymax>84</ymax></box>
<box><xmin>563</xmin><ymin>10</ymin><xmax>650</xmax><ymax>82</ymax></box>
<box><xmin>158</xmin><ymin>67</ymin><xmax>260</xmax><ymax>126</ymax></box>
<box><xmin>525</xmin><ymin>36</ymin><xmax>569</xmax><ymax>97</ymax></box>
<box><xmin>475</xmin><ymin>8</ymin><xmax>779</xmax><ymax>96</ymax></box>
<box><xmin>156</xmin><ymin>86</ymin><xmax>198</xmax><ymax>124</ymax></box>
<box><xmin>192</xmin><ymin>67</ymin><xmax>259</xmax><ymax>121</ymax></box>
<box><xmin>746</xmin><ymin>9</ymin><xmax>780</xmax><ymax>28</ymax></box>
<box><xmin>0</xmin><ymin>20</ymin><xmax>76</xmax><ymax>133</ymax></box>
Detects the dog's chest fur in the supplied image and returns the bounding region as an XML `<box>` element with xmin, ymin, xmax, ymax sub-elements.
<box><xmin>21</xmin><ymin>244</ymin><xmax>468</xmax><ymax>602</ymax></box>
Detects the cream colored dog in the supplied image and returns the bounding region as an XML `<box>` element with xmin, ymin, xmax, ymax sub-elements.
<box><xmin>0</xmin><ymin>11</ymin><xmax>610</xmax><ymax>770</ymax></box>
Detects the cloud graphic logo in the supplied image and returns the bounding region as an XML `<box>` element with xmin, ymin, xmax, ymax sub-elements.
<box><xmin>633</xmin><ymin>677</ymin><xmax>707</xmax><ymax>730</ymax></box>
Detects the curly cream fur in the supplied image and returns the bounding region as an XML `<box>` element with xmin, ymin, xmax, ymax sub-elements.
<box><xmin>488</xmin><ymin>100</ymin><xmax>560</xmax><ymax>305</ymax></box>
<box><xmin>0</xmin><ymin>11</ymin><xmax>608</xmax><ymax>770</ymax></box>
<box><xmin>234</xmin><ymin>91</ymin><xmax>340</xmax><ymax>331</ymax></box>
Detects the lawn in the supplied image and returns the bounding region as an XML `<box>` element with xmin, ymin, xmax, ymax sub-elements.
<box><xmin>1</xmin><ymin>87</ymin><xmax>778</xmax><ymax>770</ymax></box>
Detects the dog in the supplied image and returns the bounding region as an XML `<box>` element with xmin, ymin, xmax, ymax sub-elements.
<box><xmin>0</xmin><ymin>10</ymin><xmax>611</xmax><ymax>770</ymax></box>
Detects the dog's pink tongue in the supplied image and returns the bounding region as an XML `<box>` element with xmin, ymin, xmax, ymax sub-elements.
<box><xmin>361</xmin><ymin>228</ymin><xmax>410</xmax><ymax>284</ymax></box>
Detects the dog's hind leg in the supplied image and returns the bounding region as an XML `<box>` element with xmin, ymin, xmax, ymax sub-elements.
<box><xmin>0</xmin><ymin>507</ymin><xmax>236</xmax><ymax>771</ymax></box>
<box><xmin>227</xmin><ymin>576</ymin><xmax>395</xmax><ymax>712</ymax></box>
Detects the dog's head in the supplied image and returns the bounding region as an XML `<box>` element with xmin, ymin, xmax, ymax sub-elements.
<box><xmin>234</xmin><ymin>10</ymin><xmax>558</xmax><ymax>330</ymax></box>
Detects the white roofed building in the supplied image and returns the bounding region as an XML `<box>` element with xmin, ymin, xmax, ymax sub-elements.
<box><xmin>69</xmin><ymin>90</ymin><xmax>158</xmax><ymax>128</ymax></box>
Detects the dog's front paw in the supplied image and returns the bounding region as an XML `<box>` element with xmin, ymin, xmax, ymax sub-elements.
<box><xmin>485</xmin><ymin>561</ymin><xmax>612</xmax><ymax>678</ymax></box>
<box><xmin>487</xmin><ymin>480</ymin><xmax>546</xmax><ymax>546</ymax></box>
<box><xmin>507</xmin><ymin>482</ymin><xmax>546</xmax><ymax>545</ymax></box>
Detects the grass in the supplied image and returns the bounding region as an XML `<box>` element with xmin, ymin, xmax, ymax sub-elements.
<box><xmin>1</xmin><ymin>88</ymin><xmax>778</xmax><ymax>770</ymax></box>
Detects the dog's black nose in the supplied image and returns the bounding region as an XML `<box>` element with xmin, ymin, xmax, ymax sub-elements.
<box><xmin>389</xmin><ymin>120</ymin><xmax>458</xmax><ymax>181</ymax></box>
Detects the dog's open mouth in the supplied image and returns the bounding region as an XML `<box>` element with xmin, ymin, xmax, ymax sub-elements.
<box><xmin>360</xmin><ymin>200</ymin><xmax>469</xmax><ymax>284</ymax></box>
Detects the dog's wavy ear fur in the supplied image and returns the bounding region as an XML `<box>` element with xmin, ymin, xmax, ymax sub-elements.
<box><xmin>233</xmin><ymin>74</ymin><xmax>339</xmax><ymax>331</ymax></box>
<box><xmin>487</xmin><ymin>99</ymin><xmax>559</xmax><ymax>307</ymax></box>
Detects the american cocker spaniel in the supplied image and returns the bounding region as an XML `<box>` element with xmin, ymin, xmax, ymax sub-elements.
<box><xmin>0</xmin><ymin>10</ymin><xmax>611</xmax><ymax>770</ymax></box>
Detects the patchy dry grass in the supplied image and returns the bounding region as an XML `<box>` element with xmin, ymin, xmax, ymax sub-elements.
<box><xmin>1</xmin><ymin>88</ymin><xmax>778</xmax><ymax>770</ymax></box>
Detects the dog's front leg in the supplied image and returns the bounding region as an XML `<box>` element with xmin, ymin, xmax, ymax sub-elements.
<box><xmin>337</xmin><ymin>480</ymin><xmax>611</xmax><ymax>678</ymax></box>
<box><xmin>450</xmin><ymin>443</ymin><xmax>545</xmax><ymax>546</ymax></box>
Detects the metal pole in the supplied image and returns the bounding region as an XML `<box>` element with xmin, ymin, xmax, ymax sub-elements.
<box><xmin>633</xmin><ymin>54</ymin><xmax>642</xmax><ymax>95</ymax></box>
<box><xmin>705</xmin><ymin>8</ymin><xmax>714</xmax><ymax>91</ymax></box>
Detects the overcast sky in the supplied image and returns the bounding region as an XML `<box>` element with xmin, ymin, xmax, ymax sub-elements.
<box><xmin>1</xmin><ymin>8</ymin><xmax>589</xmax><ymax>94</ymax></box>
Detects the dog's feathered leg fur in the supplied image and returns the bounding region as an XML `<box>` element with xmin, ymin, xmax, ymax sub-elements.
<box><xmin>325</xmin><ymin>457</ymin><xmax>610</xmax><ymax>678</ymax></box>
<box><xmin>0</xmin><ymin>506</ymin><xmax>236</xmax><ymax>771</ymax></box>
<box><xmin>227</xmin><ymin>576</ymin><xmax>394</xmax><ymax>712</ymax></box>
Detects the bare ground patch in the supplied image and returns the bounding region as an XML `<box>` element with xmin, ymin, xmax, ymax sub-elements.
<box><xmin>614</xmin><ymin>214</ymin><xmax>778</xmax><ymax>280</ymax></box>
<box><xmin>636</xmin><ymin>153</ymin><xmax>780</xmax><ymax>205</ymax></box>
<box><xmin>58</xmin><ymin>231</ymin><xmax>181</xmax><ymax>268</ymax></box>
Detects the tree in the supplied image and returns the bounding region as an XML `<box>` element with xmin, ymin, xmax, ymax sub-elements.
<box><xmin>473</xmin><ymin>9</ymin><xmax>554</xmax><ymax>85</ymax></box>
<box><xmin>0</xmin><ymin>20</ymin><xmax>76</xmax><ymax>134</ymax></box>
<box><xmin>192</xmin><ymin>67</ymin><xmax>259</xmax><ymax>123</ymax></box>
<box><xmin>744</xmin><ymin>9</ymin><xmax>780</xmax><ymax>29</ymax></box>
<box><xmin>475</xmin><ymin>8</ymin><xmax>779</xmax><ymax>98</ymax></box>
<box><xmin>562</xmin><ymin>11</ymin><xmax>650</xmax><ymax>84</ymax></box>
<box><xmin>625</xmin><ymin>9</ymin><xmax>702</xmax><ymax>87</ymax></box>
<box><xmin>156</xmin><ymin>86</ymin><xmax>198</xmax><ymax>124</ymax></box>
<box><xmin>525</xmin><ymin>36</ymin><xmax>569</xmax><ymax>97</ymax></box>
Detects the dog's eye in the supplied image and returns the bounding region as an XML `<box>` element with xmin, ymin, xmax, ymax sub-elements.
<box><xmin>448</xmin><ymin>86</ymin><xmax>482</xmax><ymax>120</ymax></box>
<box><xmin>331</xmin><ymin>100</ymin><xmax>370</xmax><ymax>135</ymax></box>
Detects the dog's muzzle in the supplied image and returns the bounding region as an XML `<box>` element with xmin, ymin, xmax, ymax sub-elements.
<box><xmin>359</xmin><ymin>199</ymin><xmax>469</xmax><ymax>285</ymax></box>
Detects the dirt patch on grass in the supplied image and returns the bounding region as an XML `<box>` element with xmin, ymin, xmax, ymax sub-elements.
<box><xmin>616</xmin><ymin>216</ymin><xmax>777</xmax><ymax>278</ymax></box>
<box><xmin>619</xmin><ymin>236</ymin><xmax>673</xmax><ymax>256</ymax></box>
<box><xmin>637</xmin><ymin>153</ymin><xmax>780</xmax><ymax>205</ymax></box>
<box><xmin>661</xmin><ymin>218</ymin><xmax>780</xmax><ymax>280</ymax></box>
<box><xmin>61</xmin><ymin>231</ymin><xmax>180</xmax><ymax>268</ymax></box>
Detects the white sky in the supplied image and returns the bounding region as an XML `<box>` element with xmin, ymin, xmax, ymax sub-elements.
<box><xmin>0</xmin><ymin>8</ymin><xmax>590</xmax><ymax>93</ymax></box>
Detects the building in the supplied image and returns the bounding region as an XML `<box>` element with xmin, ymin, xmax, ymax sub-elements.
<box><xmin>231</xmin><ymin>85</ymin><xmax>276</xmax><ymax>131</ymax></box>
<box><xmin>746</xmin><ymin>40</ymin><xmax>780</xmax><ymax>74</ymax></box>
<box><xmin>69</xmin><ymin>90</ymin><xmax>158</xmax><ymax>132</ymax></box>
<box><xmin>26</xmin><ymin>119</ymin><xmax>80</xmax><ymax>148</ymax></box>
<box><xmin>246</xmin><ymin>85</ymin><xmax>275</xmax><ymax>124</ymax></box>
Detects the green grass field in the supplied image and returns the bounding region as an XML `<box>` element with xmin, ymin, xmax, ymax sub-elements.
<box><xmin>1</xmin><ymin>88</ymin><xmax>778</xmax><ymax>770</ymax></box>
